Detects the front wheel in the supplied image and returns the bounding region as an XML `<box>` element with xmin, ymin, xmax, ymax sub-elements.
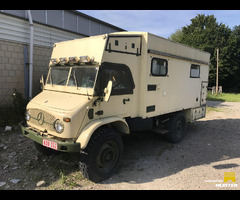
<box><xmin>79</xmin><ymin>127</ymin><xmax>123</xmax><ymax>183</ymax></box>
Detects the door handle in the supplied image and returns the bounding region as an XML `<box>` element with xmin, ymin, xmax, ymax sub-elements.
<box><xmin>123</xmin><ymin>98</ymin><xmax>130</xmax><ymax>104</ymax></box>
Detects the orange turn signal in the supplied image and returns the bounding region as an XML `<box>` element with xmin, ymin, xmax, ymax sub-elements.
<box><xmin>63</xmin><ymin>117</ymin><xmax>71</xmax><ymax>123</ymax></box>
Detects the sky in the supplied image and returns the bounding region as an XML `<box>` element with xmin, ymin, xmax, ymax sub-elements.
<box><xmin>79</xmin><ymin>10</ymin><xmax>240</xmax><ymax>38</ymax></box>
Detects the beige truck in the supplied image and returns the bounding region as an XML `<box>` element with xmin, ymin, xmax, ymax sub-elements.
<box><xmin>20</xmin><ymin>31</ymin><xmax>210</xmax><ymax>182</ymax></box>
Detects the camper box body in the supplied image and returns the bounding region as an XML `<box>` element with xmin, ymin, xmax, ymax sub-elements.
<box><xmin>100</xmin><ymin>32</ymin><xmax>210</xmax><ymax>122</ymax></box>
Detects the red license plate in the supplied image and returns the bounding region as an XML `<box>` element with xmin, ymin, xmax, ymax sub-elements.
<box><xmin>42</xmin><ymin>139</ymin><xmax>58</xmax><ymax>150</ymax></box>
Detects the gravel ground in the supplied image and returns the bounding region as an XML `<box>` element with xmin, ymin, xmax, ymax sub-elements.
<box><xmin>1</xmin><ymin>100</ymin><xmax>240</xmax><ymax>190</ymax></box>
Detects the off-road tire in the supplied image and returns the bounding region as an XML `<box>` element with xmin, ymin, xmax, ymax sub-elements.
<box><xmin>79</xmin><ymin>127</ymin><xmax>123</xmax><ymax>183</ymax></box>
<box><xmin>166</xmin><ymin>113</ymin><xmax>186</xmax><ymax>143</ymax></box>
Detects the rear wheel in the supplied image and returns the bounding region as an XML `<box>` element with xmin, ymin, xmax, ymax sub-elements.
<box><xmin>79</xmin><ymin>127</ymin><xmax>123</xmax><ymax>183</ymax></box>
<box><xmin>166</xmin><ymin>113</ymin><xmax>186</xmax><ymax>143</ymax></box>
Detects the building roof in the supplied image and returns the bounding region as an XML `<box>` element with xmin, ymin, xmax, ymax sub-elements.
<box><xmin>70</xmin><ymin>10</ymin><xmax>126</xmax><ymax>33</ymax></box>
<box><xmin>0</xmin><ymin>10</ymin><xmax>125</xmax><ymax>37</ymax></box>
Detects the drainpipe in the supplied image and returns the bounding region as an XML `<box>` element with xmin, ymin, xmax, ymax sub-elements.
<box><xmin>27</xmin><ymin>10</ymin><xmax>34</xmax><ymax>99</ymax></box>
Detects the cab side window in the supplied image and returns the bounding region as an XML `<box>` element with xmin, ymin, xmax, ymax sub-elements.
<box><xmin>105</xmin><ymin>69</ymin><xmax>130</xmax><ymax>90</ymax></box>
<box><xmin>97</xmin><ymin>62</ymin><xmax>135</xmax><ymax>96</ymax></box>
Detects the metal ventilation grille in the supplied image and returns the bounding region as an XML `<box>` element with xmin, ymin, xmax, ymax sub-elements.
<box><xmin>29</xmin><ymin>108</ymin><xmax>56</xmax><ymax>132</ymax></box>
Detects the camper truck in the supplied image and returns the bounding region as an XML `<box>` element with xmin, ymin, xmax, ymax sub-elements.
<box><xmin>20</xmin><ymin>32</ymin><xmax>210</xmax><ymax>182</ymax></box>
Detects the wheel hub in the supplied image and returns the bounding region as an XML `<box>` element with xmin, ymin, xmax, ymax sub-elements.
<box><xmin>97</xmin><ymin>141</ymin><xmax>119</xmax><ymax>173</ymax></box>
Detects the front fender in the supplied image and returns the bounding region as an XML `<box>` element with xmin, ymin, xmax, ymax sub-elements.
<box><xmin>76</xmin><ymin>117</ymin><xmax>130</xmax><ymax>149</ymax></box>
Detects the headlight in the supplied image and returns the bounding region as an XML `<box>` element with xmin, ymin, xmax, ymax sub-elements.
<box><xmin>54</xmin><ymin>119</ymin><xmax>64</xmax><ymax>133</ymax></box>
<box><xmin>25</xmin><ymin>110</ymin><xmax>31</xmax><ymax>121</ymax></box>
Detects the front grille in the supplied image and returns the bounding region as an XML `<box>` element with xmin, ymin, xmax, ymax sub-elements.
<box><xmin>29</xmin><ymin>109</ymin><xmax>56</xmax><ymax>132</ymax></box>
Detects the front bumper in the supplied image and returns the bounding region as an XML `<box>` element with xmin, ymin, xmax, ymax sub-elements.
<box><xmin>19</xmin><ymin>122</ymin><xmax>80</xmax><ymax>153</ymax></box>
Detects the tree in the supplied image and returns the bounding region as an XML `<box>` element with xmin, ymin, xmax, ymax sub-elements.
<box><xmin>168</xmin><ymin>29</ymin><xmax>183</xmax><ymax>42</ymax></box>
<box><xmin>170</xmin><ymin>14</ymin><xmax>240</xmax><ymax>92</ymax></box>
<box><xmin>227</xmin><ymin>25</ymin><xmax>240</xmax><ymax>91</ymax></box>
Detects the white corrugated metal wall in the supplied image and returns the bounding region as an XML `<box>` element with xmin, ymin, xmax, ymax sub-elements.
<box><xmin>0</xmin><ymin>10</ymin><xmax>123</xmax><ymax>43</ymax></box>
<box><xmin>0</xmin><ymin>13</ymin><xmax>84</xmax><ymax>47</ymax></box>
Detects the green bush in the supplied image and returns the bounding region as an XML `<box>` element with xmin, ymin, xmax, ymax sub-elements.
<box><xmin>0</xmin><ymin>89</ymin><xmax>29</xmax><ymax>127</ymax></box>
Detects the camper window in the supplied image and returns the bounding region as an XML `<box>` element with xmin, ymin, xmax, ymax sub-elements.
<box><xmin>151</xmin><ymin>58</ymin><xmax>168</xmax><ymax>76</ymax></box>
<box><xmin>190</xmin><ymin>64</ymin><xmax>200</xmax><ymax>78</ymax></box>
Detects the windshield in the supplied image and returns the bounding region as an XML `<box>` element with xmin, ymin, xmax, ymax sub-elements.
<box><xmin>46</xmin><ymin>66</ymin><xmax>98</xmax><ymax>88</ymax></box>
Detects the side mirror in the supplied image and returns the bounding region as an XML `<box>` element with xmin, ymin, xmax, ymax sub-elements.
<box><xmin>104</xmin><ymin>80</ymin><xmax>112</xmax><ymax>102</ymax></box>
<box><xmin>40</xmin><ymin>75</ymin><xmax>45</xmax><ymax>91</ymax></box>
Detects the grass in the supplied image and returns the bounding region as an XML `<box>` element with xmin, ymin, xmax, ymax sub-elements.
<box><xmin>207</xmin><ymin>91</ymin><xmax>240</xmax><ymax>102</ymax></box>
<box><xmin>206</xmin><ymin>106</ymin><xmax>224</xmax><ymax>113</ymax></box>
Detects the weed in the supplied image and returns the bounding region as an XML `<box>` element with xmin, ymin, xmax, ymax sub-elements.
<box><xmin>0</xmin><ymin>89</ymin><xmax>29</xmax><ymax>127</ymax></box>
<box><xmin>206</xmin><ymin>106</ymin><xmax>224</xmax><ymax>113</ymax></box>
<box><xmin>60</xmin><ymin>171</ymin><xmax>67</xmax><ymax>185</ymax></box>
<box><xmin>12</xmin><ymin>88</ymin><xmax>29</xmax><ymax>121</ymax></box>
<box><xmin>207</xmin><ymin>91</ymin><xmax>240</xmax><ymax>102</ymax></box>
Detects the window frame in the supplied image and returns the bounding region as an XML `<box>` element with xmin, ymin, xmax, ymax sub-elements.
<box><xmin>94</xmin><ymin>62</ymin><xmax>135</xmax><ymax>96</ymax></box>
<box><xmin>190</xmin><ymin>64</ymin><xmax>200</xmax><ymax>78</ymax></box>
<box><xmin>151</xmin><ymin>57</ymin><xmax>168</xmax><ymax>77</ymax></box>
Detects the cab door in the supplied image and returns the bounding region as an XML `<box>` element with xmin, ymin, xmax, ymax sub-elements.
<box><xmin>96</xmin><ymin>62</ymin><xmax>135</xmax><ymax>118</ymax></box>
